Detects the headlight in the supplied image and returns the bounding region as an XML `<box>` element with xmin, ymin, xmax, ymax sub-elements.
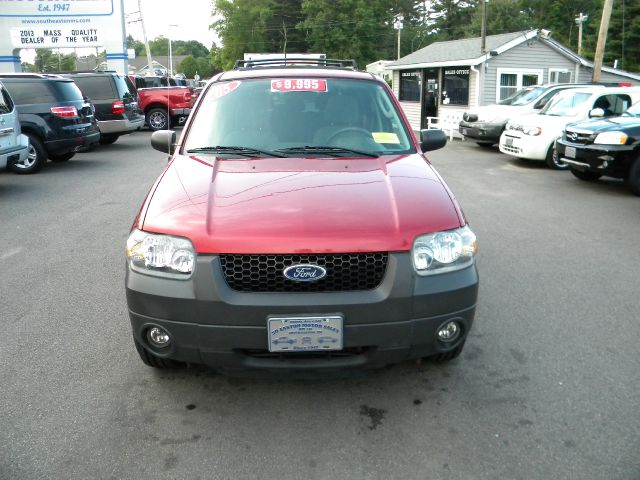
<box><xmin>594</xmin><ymin>131</ymin><xmax>628</xmax><ymax>145</ymax></box>
<box><xmin>126</xmin><ymin>229</ymin><xmax>195</xmax><ymax>279</ymax></box>
<box><xmin>522</xmin><ymin>126</ymin><xmax>542</xmax><ymax>136</ymax></box>
<box><xmin>412</xmin><ymin>225</ymin><xmax>477</xmax><ymax>276</ymax></box>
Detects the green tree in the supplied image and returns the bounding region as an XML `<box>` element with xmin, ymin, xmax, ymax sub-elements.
<box><xmin>196</xmin><ymin>57</ymin><xmax>214</xmax><ymax>77</ymax></box>
<box><xmin>177</xmin><ymin>55</ymin><xmax>198</xmax><ymax>77</ymax></box>
<box><xmin>605</xmin><ymin>0</ymin><xmax>640</xmax><ymax>72</ymax></box>
<box><xmin>148</xmin><ymin>36</ymin><xmax>169</xmax><ymax>56</ymax></box>
<box><xmin>126</xmin><ymin>34</ymin><xmax>145</xmax><ymax>56</ymax></box>
<box><xmin>212</xmin><ymin>0</ymin><xmax>308</xmax><ymax>70</ymax></box>
<box><xmin>172</xmin><ymin>40</ymin><xmax>210</xmax><ymax>58</ymax></box>
<box><xmin>33</xmin><ymin>49</ymin><xmax>77</xmax><ymax>72</ymax></box>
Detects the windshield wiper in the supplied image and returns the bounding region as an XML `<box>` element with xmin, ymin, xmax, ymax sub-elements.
<box><xmin>276</xmin><ymin>146</ymin><xmax>379</xmax><ymax>158</ymax></box>
<box><xmin>185</xmin><ymin>146</ymin><xmax>283</xmax><ymax>157</ymax></box>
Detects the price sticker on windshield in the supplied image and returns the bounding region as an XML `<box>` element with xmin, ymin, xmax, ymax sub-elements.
<box><xmin>210</xmin><ymin>81</ymin><xmax>241</xmax><ymax>100</ymax></box>
<box><xmin>271</xmin><ymin>79</ymin><xmax>327</xmax><ymax>92</ymax></box>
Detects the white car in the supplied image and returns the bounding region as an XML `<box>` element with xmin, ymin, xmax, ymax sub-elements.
<box><xmin>499</xmin><ymin>86</ymin><xmax>640</xmax><ymax>169</ymax></box>
<box><xmin>0</xmin><ymin>81</ymin><xmax>29</xmax><ymax>173</ymax></box>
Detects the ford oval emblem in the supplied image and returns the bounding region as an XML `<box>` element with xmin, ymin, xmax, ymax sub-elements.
<box><xmin>283</xmin><ymin>264</ymin><xmax>327</xmax><ymax>282</ymax></box>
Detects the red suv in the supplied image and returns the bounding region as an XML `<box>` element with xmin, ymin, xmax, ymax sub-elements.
<box><xmin>125</xmin><ymin>58</ymin><xmax>479</xmax><ymax>373</ymax></box>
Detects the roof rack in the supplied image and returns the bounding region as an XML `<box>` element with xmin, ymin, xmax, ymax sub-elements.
<box><xmin>234</xmin><ymin>57</ymin><xmax>358</xmax><ymax>70</ymax></box>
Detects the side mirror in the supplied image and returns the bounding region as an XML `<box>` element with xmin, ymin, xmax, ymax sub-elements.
<box><xmin>589</xmin><ymin>108</ymin><xmax>605</xmax><ymax>118</ymax></box>
<box><xmin>420</xmin><ymin>128</ymin><xmax>448</xmax><ymax>152</ymax></box>
<box><xmin>151</xmin><ymin>130</ymin><xmax>177</xmax><ymax>154</ymax></box>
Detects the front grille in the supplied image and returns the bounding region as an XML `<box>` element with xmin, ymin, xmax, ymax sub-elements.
<box><xmin>219</xmin><ymin>253</ymin><xmax>388</xmax><ymax>293</ymax></box>
<box><xmin>501</xmin><ymin>144</ymin><xmax>521</xmax><ymax>154</ymax></box>
<box><xmin>564</xmin><ymin>130</ymin><xmax>595</xmax><ymax>145</ymax></box>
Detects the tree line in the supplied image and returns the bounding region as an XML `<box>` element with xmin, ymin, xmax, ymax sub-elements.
<box><xmin>211</xmin><ymin>0</ymin><xmax>640</xmax><ymax>73</ymax></box>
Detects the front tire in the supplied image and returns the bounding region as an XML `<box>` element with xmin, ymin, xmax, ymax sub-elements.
<box><xmin>429</xmin><ymin>341</ymin><xmax>466</xmax><ymax>363</ymax></box>
<box><xmin>133</xmin><ymin>337</ymin><xmax>184</xmax><ymax>369</ymax></box>
<box><xmin>571</xmin><ymin>168</ymin><xmax>602</xmax><ymax>182</ymax></box>
<box><xmin>99</xmin><ymin>134</ymin><xmax>119</xmax><ymax>145</ymax></box>
<box><xmin>11</xmin><ymin>133</ymin><xmax>46</xmax><ymax>174</ymax></box>
<box><xmin>626</xmin><ymin>158</ymin><xmax>640</xmax><ymax>196</ymax></box>
<box><xmin>146</xmin><ymin>108</ymin><xmax>170</xmax><ymax>131</ymax></box>
<box><xmin>545</xmin><ymin>143</ymin><xmax>568</xmax><ymax>170</ymax></box>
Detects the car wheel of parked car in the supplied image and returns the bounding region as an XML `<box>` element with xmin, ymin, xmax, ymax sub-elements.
<box><xmin>430</xmin><ymin>341</ymin><xmax>466</xmax><ymax>362</ymax></box>
<box><xmin>146</xmin><ymin>108</ymin><xmax>170</xmax><ymax>131</ymax></box>
<box><xmin>133</xmin><ymin>337</ymin><xmax>184</xmax><ymax>368</ymax></box>
<box><xmin>625</xmin><ymin>158</ymin><xmax>640</xmax><ymax>196</ymax></box>
<box><xmin>11</xmin><ymin>133</ymin><xmax>46</xmax><ymax>174</ymax></box>
<box><xmin>476</xmin><ymin>142</ymin><xmax>493</xmax><ymax>148</ymax></box>
<box><xmin>99</xmin><ymin>134</ymin><xmax>119</xmax><ymax>145</ymax></box>
<box><xmin>49</xmin><ymin>152</ymin><xmax>75</xmax><ymax>162</ymax></box>
<box><xmin>545</xmin><ymin>144</ymin><xmax>568</xmax><ymax>170</ymax></box>
<box><xmin>570</xmin><ymin>168</ymin><xmax>602</xmax><ymax>182</ymax></box>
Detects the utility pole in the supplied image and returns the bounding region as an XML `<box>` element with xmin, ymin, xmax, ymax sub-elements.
<box><xmin>575</xmin><ymin>12</ymin><xmax>588</xmax><ymax>56</ymax></box>
<box><xmin>394</xmin><ymin>15</ymin><xmax>404</xmax><ymax>60</ymax></box>
<box><xmin>137</xmin><ymin>0</ymin><xmax>154</xmax><ymax>74</ymax></box>
<box><xmin>592</xmin><ymin>0</ymin><xmax>614</xmax><ymax>83</ymax></box>
<box><xmin>481</xmin><ymin>0</ymin><xmax>488</xmax><ymax>54</ymax></box>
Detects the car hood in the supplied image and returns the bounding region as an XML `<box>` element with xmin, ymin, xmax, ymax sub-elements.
<box><xmin>471</xmin><ymin>104</ymin><xmax>531</xmax><ymax>122</ymax></box>
<box><xmin>140</xmin><ymin>153</ymin><xmax>463</xmax><ymax>254</ymax></box>
<box><xmin>509</xmin><ymin>113</ymin><xmax>573</xmax><ymax>129</ymax></box>
<box><xmin>567</xmin><ymin>115</ymin><xmax>640</xmax><ymax>132</ymax></box>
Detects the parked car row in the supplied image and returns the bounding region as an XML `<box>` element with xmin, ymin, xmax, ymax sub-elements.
<box><xmin>0</xmin><ymin>71</ymin><xmax>197</xmax><ymax>175</ymax></box>
<box><xmin>459</xmin><ymin>83</ymin><xmax>640</xmax><ymax>195</ymax></box>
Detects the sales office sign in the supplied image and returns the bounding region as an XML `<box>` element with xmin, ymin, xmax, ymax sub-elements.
<box><xmin>10</xmin><ymin>27</ymin><xmax>102</xmax><ymax>48</ymax></box>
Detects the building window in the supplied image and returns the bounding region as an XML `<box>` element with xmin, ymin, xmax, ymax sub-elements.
<box><xmin>496</xmin><ymin>69</ymin><xmax>543</xmax><ymax>101</ymax></box>
<box><xmin>442</xmin><ymin>67</ymin><xmax>470</xmax><ymax>105</ymax></box>
<box><xmin>549</xmin><ymin>69</ymin><xmax>572</xmax><ymax>84</ymax></box>
<box><xmin>399</xmin><ymin>70</ymin><xmax>421</xmax><ymax>102</ymax></box>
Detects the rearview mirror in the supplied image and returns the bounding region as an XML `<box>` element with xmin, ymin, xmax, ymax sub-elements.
<box><xmin>151</xmin><ymin>130</ymin><xmax>177</xmax><ymax>154</ymax></box>
<box><xmin>589</xmin><ymin>108</ymin><xmax>605</xmax><ymax>118</ymax></box>
<box><xmin>420</xmin><ymin>129</ymin><xmax>448</xmax><ymax>152</ymax></box>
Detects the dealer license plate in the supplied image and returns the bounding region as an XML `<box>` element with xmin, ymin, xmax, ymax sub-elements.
<box><xmin>268</xmin><ymin>315</ymin><xmax>343</xmax><ymax>352</ymax></box>
<box><xmin>505</xmin><ymin>137</ymin><xmax>514</xmax><ymax>147</ymax></box>
<box><xmin>565</xmin><ymin>146</ymin><xmax>576</xmax><ymax>159</ymax></box>
<box><xmin>460</xmin><ymin>128</ymin><xmax>468</xmax><ymax>135</ymax></box>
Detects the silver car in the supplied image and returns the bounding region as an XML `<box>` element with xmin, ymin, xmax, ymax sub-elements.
<box><xmin>0</xmin><ymin>81</ymin><xmax>28</xmax><ymax>173</ymax></box>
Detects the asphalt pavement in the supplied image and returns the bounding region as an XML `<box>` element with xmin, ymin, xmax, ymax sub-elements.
<box><xmin>0</xmin><ymin>132</ymin><xmax>638</xmax><ymax>480</ymax></box>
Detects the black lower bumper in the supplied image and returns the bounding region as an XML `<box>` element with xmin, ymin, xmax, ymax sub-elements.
<box><xmin>44</xmin><ymin>131</ymin><xmax>100</xmax><ymax>156</ymax></box>
<box><xmin>126</xmin><ymin>253</ymin><xmax>479</xmax><ymax>373</ymax></box>
<box><xmin>459</xmin><ymin>121</ymin><xmax>505</xmax><ymax>144</ymax></box>
<box><xmin>556</xmin><ymin>139</ymin><xmax>635</xmax><ymax>178</ymax></box>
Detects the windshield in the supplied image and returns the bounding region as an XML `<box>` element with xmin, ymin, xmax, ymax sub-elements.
<box><xmin>541</xmin><ymin>92</ymin><xmax>592</xmax><ymax>117</ymax></box>
<box><xmin>184</xmin><ymin>77</ymin><xmax>414</xmax><ymax>157</ymax></box>
<box><xmin>500</xmin><ymin>87</ymin><xmax>545</xmax><ymax>106</ymax></box>
<box><xmin>623</xmin><ymin>101</ymin><xmax>640</xmax><ymax>117</ymax></box>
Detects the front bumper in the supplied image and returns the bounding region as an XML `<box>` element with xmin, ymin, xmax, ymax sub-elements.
<box><xmin>98</xmin><ymin>116</ymin><xmax>145</xmax><ymax>135</ymax></box>
<box><xmin>556</xmin><ymin>139</ymin><xmax>635</xmax><ymax>178</ymax></box>
<box><xmin>459</xmin><ymin>120</ymin><xmax>505</xmax><ymax>143</ymax></box>
<box><xmin>126</xmin><ymin>253</ymin><xmax>479</xmax><ymax>373</ymax></box>
<box><xmin>499</xmin><ymin>131</ymin><xmax>550</xmax><ymax>160</ymax></box>
<box><xmin>0</xmin><ymin>134</ymin><xmax>28</xmax><ymax>169</ymax></box>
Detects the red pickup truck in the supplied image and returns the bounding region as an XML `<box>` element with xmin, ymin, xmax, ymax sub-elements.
<box><xmin>131</xmin><ymin>77</ymin><xmax>194</xmax><ymax>131</ymax></box>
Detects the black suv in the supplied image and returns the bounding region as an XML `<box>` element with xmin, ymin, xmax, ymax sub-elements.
<box><xmin>0</xmin><ymin>74</ymin><xmax>100</xmax><ymax>173</ymax></box>
<box><xmin>557</xmin><ymin>100</ymin><xmax>640</xmax><ymax>195</ymax></box>
<box><xmin>62</xmin><ymin>72</ymin><xmax>144</xmax><ymax>145</ymax></box>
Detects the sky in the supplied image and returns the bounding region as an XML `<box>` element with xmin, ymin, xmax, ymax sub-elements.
<box><xmin>20</xmin><ymin>0</ymin><xmax>218</xmax><ymax>63</ymax></box>
<box><xmin>124</xmin><ymin>0</ymin><xmax>218</xmax><ymax>49</ymax></box>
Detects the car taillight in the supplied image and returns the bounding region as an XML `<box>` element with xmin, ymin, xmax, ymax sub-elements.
<box><xmin>112</xmin><ymin>100</ymin><xmax>125</xmax><ymax>114</ymax></box>
<box><xmin>183</xmin><ymin>91</ymin><xmax>192</xmax><ymax>103</ymax></box>
<box><xmin>50</xmin><ymin>106</ymin><xmax>78</xmax><ymax>118</ymax></box>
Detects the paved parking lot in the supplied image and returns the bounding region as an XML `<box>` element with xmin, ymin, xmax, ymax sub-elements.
<box><xmin>1</xmin><ymin>133</ymin><xmax>638</xmax><ymax>480</ymax></box>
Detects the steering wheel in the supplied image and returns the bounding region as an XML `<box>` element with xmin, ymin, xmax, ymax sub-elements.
<box><xmin>326</xmin><ymin>127</ymin><xmax>372</xmax><ymax>144</ymax></box>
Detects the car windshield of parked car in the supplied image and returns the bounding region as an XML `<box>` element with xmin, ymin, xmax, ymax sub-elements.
<box><xmin>541</xmin><ymin>92</ymin><xmax>592</xmax><ymax>117</ymax></box>
<box><xmin>508</xmin><ymin>87</ymin><xmax>546</xmax><ymax>106</ymax></box>
<box><xmin>184</xmin><ymin>77</ymin><xmax>415</xmax><ymax>157</ymax></box>
<box><xmin>622</xmin><ymin>101</ymin><xmax>640</xmax><ymax>117</ymax></box>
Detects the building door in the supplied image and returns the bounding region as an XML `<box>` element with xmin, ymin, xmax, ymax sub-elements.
<box><xmin>421</xmin><ymin>69</ymin><xmax>439</xmax><ymax>129</ymax></box>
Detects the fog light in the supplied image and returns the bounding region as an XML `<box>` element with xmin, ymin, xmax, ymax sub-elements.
<box><xmin>147</xmin><ymin>327</ymin><xmax>171</xmax><ymax>347</ymax></box>
<box><xmin>437</xmin><ymin>321</ymin><xmax>461</xmax><ymax>343</ymax></box>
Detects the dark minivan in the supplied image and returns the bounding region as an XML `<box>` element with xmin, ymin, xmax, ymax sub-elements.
<box><xmin>0</xmin><ymin>73</ymin><xmax>100</xmax><ymax>173</ymax></box>
<box><xmin>63</xmin><ymin>72</ymin><xmax>144</xmax><ymax>145</ymax></box>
